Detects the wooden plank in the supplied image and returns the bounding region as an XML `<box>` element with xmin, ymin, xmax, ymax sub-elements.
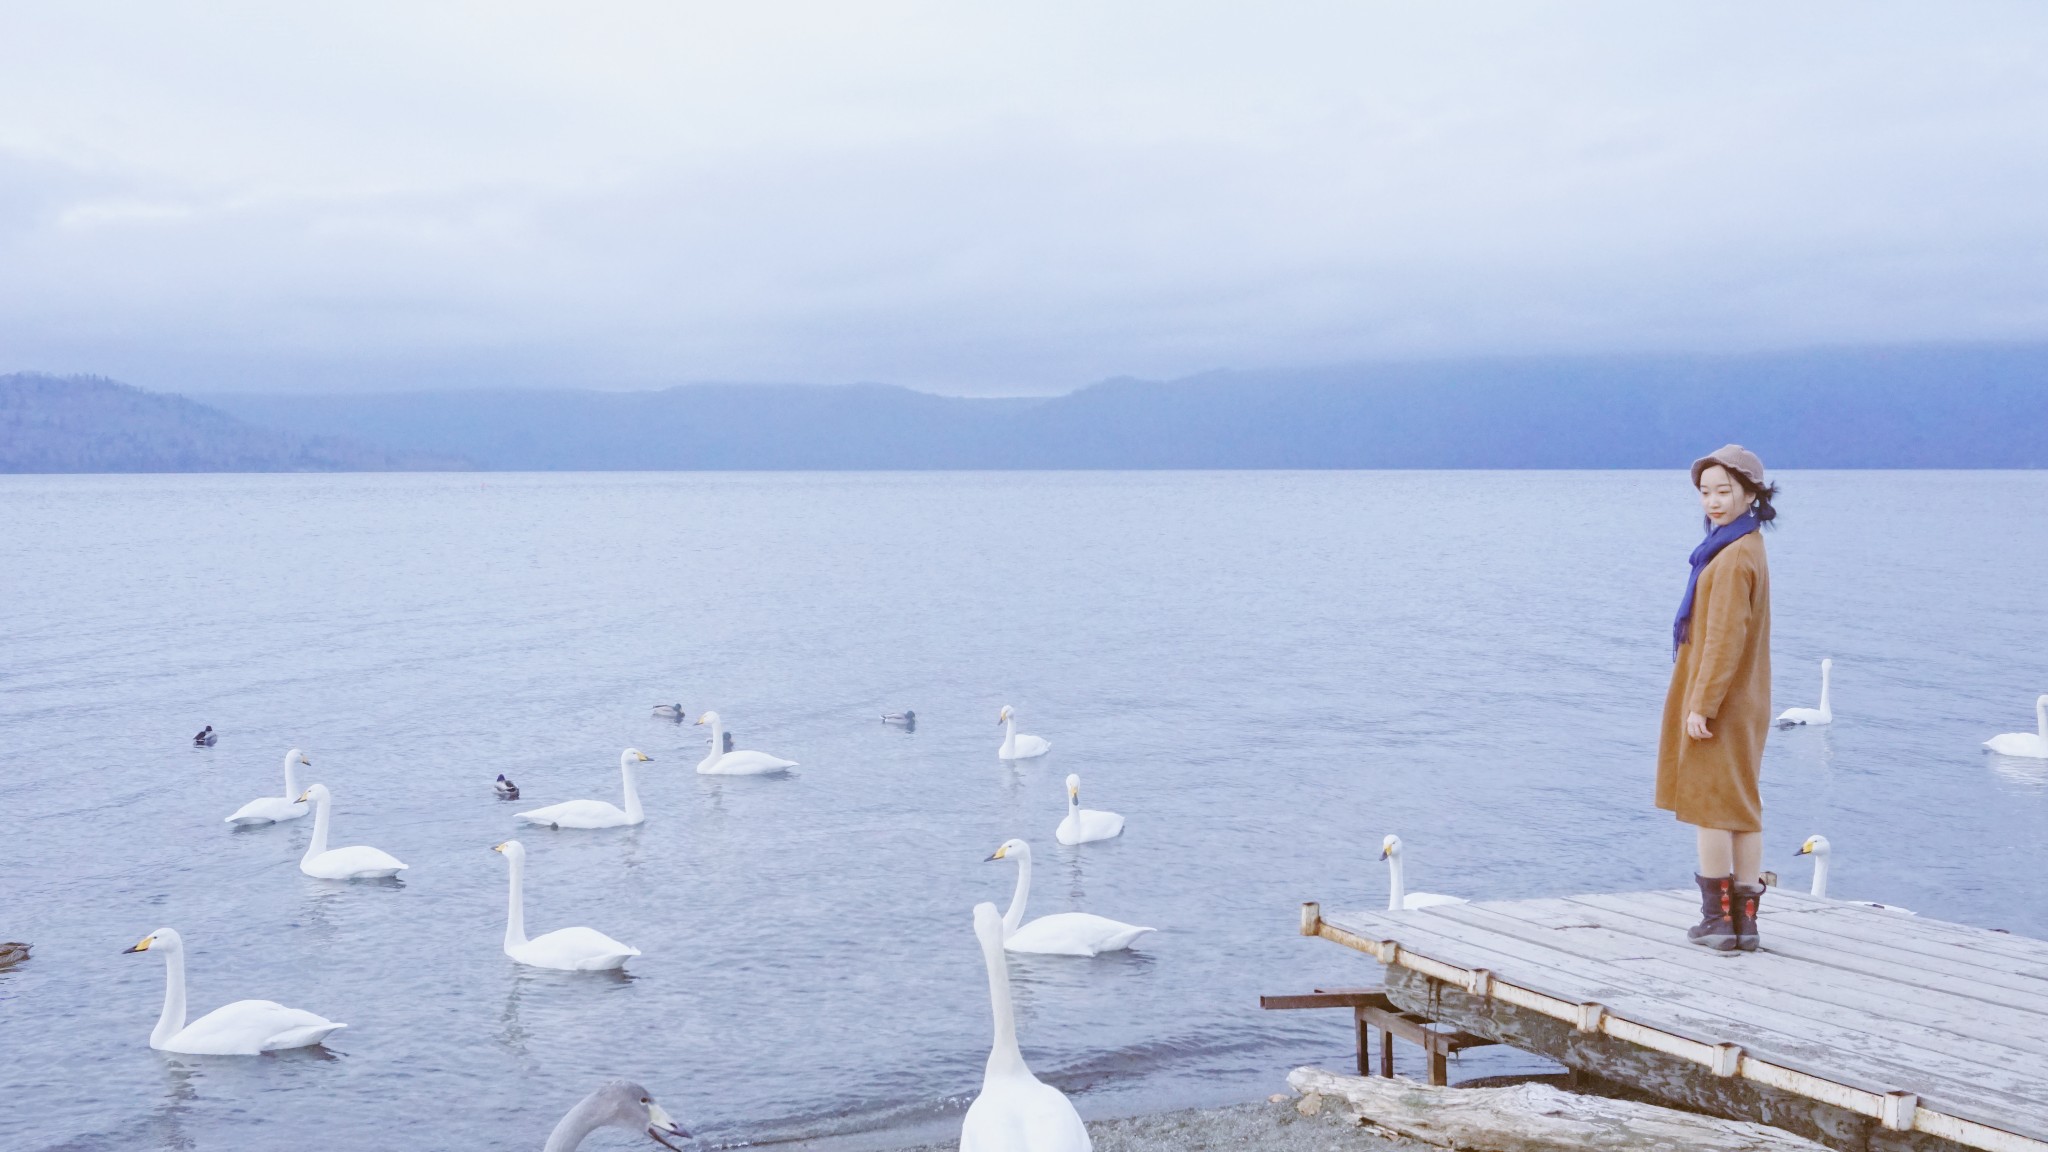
<box><xmin>1261</xmin><ymin>990</ymin><xmax>1391</xmax><ymax>1010</ymax></box>
<box><xmin>1436</xmin><ymin>898</ymin><xmax>2048</xmax><ymax>1068</ymax></box>
<box><xmin>1565</xmin><ymin>893</ymin><xmax>2048</xmax><ymax>1026</ymax></box>
<box><xmin>1686</xmin><ymin>889</ymin><xmax>2048</xmax><ymax>973</ymax></box>
<box><xmin>1321</xmin><ymin>905</ymin><xmax>2048</xmax><ymax>1138</ymax></box>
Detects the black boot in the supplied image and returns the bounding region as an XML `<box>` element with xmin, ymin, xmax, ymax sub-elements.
<box><xmin>1688</xmin><ymin>874</ymin><xmax>1738</xmax><ymax>951</ymax></box>
<box><xmin>1733</xmin><ymin>882</ymin><xmax>1765</xmax><ymax>952</ymax></box>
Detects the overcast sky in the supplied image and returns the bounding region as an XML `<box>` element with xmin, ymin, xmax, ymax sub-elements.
<box><xmin>4</xmin><ymin>3</ymin><xmax>2047</xmax><ymax>395</ymax></box>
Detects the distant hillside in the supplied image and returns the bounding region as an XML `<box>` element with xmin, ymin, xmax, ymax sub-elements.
<box><xmin>0</xmin><ymin>373</ymin><xmax>468</xmax><ymax>473</ymax></box>
<box><xmin>200</xmin><ymin>343</ymin><xmax>2048</xmax><ymax>470</ymax></box>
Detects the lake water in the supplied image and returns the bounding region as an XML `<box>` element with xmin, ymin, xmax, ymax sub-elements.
<box><xmin>3</xmin><ymin>470</ymin><xmax>2045</xmax><ymax>1152</ymax></box>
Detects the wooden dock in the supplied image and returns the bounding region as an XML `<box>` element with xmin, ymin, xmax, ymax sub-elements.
<box><xmin>1301</xmin><ymin>889</ymin><xmax>2048</xmax><ymax>1152</ymax></box>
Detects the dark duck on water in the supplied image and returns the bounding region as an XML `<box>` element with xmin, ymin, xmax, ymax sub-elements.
<box><xmin>192</xmin><ymin>725</ymin><xmax>216</xmax><ymax>747</ymax></box>
<box><xmin>494</xmin><ymin>774</ymin><xmax>520</xmax><ymax>800</ymax></box>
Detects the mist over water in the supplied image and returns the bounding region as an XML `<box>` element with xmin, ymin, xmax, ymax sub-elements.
<box><xmin>4</xmin><ymin>471</ymin><xmax>2044</xmax><ymax>1151</ymax></box>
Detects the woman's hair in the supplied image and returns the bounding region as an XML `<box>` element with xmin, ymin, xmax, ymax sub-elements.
<box><xmin>1740</xmin><ymin>476</ymin><xmax>1780</xmax><ymax>526</ymax></box>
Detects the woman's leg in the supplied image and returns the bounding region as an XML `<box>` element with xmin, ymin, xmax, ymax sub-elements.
<box><xmin>1732</xmin><ymin>831</ymin><xmax>1763</xmax><ymax>887</ymax></box>
<box><xmin>1695</xmin><ymin>826</ymin><xmax>1734</xmax><ymax>877</ymax></box>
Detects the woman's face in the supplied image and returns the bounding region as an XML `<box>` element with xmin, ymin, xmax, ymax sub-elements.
<box><xmin>1697</xmin><ymin>464</ymin><xmax>1754</xmax><ymax>526</ymax></box>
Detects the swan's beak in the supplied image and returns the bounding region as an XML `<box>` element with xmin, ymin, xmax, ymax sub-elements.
<box><xmin>1378</xmin><ymin>847</ymin><xmax>1391</xmax><ymax>861</ymax></box>
<box><xmin>693</xmin><ymin>716</ymin><xmax>706</xmax><ymax>726</ymax></box>
<box><xmin>295</xmin><ymin>789</ymin><xmax>312</xmax><ymax>803</ymax></box>
<box><xmin>123</xmin><ymin>935</ymin><xmax>153</xmax><ymax>953</ymax></box>
<box><xmin>492</xmin><ymin>842</ymin><xmax>507</xmax><ymax>853</ymax></box>
<box><xmin>638</xmin><ymin>752</ymin><xmax>652</xmax><ymax>762</ymax></box>
<box><xmin>646</xmin><ymin>1101</ymin><xmax>690</xmax><ymax>1147</ymax></box>
<box><xmin>986</xmin><ymin>845</ymin><xmax>1008</xmax><ymax>860</ymax></box>
<box><xmin>1795</xmin><ymin>843</ymin><xmax>1812</xmax><ymax>856</ymax></box>
<box><xmin>301</xmin><ymin>755</ymin><xmax>312</xmax><ymax>765</ymax></box>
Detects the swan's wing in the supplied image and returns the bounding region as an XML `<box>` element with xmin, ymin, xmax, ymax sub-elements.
<box><xmin>698</xmin><ymin>751</ymin><xmax>796</xmax><ymax>775</ymax></box>
<box><xmin>1082</xmin><ymin>810</ymin><xmax>1124</xmax><ymax>839</ymax></box>
<box><xmin>1985</xmin><ymin>734</ymin><xmax>2048</xmax><ymax>757</ymax></box>
<box><xmin>1054</xmin><ymin>814</ymin><xmax>1080</xmax><ymax>845</ymax></box>
<box><xmin>172</xmin><ymin>1000</ymin><xmax>341</xmax><ymax>1055</ymax></box>
<box><xmin>1009</xmin><ymin>912</ymin><xmax>1153</xmax><ymax>955</ymax></box>
<box><xmin>225</xmin><ymin>796</ymin><xmax>305</xmax><ymax>824</ymax></box>
<box><xmin>309</xmin><ymin>845</ymin><xmax>407</xmax><ymax>877</ymax></box>
<box><xmin>963</xmin><ymin>1081</ymin><xmax>1089</xmax><ymax>1152</ymax></box>
<box><xmin>1403</xmin><ymin>893</ymin><xmax>1468</xmax><ymax>909</ymax></box>
<box><xmin>524</xmin><ymin>926</ymin><xmax>640</xmax><ymax>969</ymax></box>
<box><xmin>516</xmin><ymin>800</ymin><xmax>628</xmax><ymax>827</ymax></box>
<box><xmin>1019</xmin><ymin>1080</ymin><xmax>1092</xmax><ymax>1150</ymax></box>
<box><xmin>1014</xmin><ymin>735</ymin><xmax>1050</xmax><ymax>757</ymax></box>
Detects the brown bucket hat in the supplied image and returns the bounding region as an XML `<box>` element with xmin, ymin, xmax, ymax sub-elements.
<box><xmin>1690</xmin><ymin>443</ymin><xmax>1766</xmax><ymax>489</ymax></box>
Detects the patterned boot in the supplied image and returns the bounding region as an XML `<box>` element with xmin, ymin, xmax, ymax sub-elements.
<box><xmin>1733</xmin><ymin>882</ymin><xmax>1766</xmax><ymax>952</ymax></box>
<box><xmin>1688</xmin><ymin>874</ymin><xmax>1738</xmax><ymax>951</ymax></box>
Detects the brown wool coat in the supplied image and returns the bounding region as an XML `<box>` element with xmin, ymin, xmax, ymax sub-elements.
<box><xmin>1656</xmin><ymin>531</ymin><xmax>1771</xmax><ymax>832</ymax></box>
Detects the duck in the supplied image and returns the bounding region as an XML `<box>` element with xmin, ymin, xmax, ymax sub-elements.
<box><xmin>1055</xmin><ymin>774</ymin><xmax>1123</xmax><ymax>845</ymax></box>
<box><xmin>0</xmin><ymin>942</ymin><xmax>30</xmax><ymax>970</ymax></box>
<box><xmin>722</xmin><ymin>730</ymin><xmax>735</xmax><ymax>755</ymax></box>
<box><xmin>517</xmin><ymin>749</ymin><xmax>653</xmax><ymax>828</ymax></box>
<box><xmin>997</xmin><ymin>705</ymin><xmax>1049</xmax><ymax>760</ymax></box>
<box><xmin>651</xmin><ymin>703</ymin><xmax>686</xmax><ymax>721</ymax></box>
<box><xmin>1380</xmin><ymin>835</ymin><xmax>1468</xmax><ymax>911</ymax></box>
<box><xmin>494</xmin><ymin>774</ymin><xmax>521</xmax><ymax>800</ymax></box>
<box><xmin>225</xmin><ymin>747</ymin><xmax>313</xmax><ymax>825</ymax></box>
<box><xmin>192</xmin><ymin>725</ymin><xmax>217</xmax><ymax>747</ymax></box>
<box><xmin>295</xmin><ymin>784</ymin><xmax>409</xmax><ymax>880</ymax></box>
<box><xmin>1795</xmin><ymin>835</ymin><xmax>1915</xmax><ymax>914</ymax></box>
<box><xmin>1776</xmin><ymin>658</ymin><xmax>1834</xmax><ymax>727</ymax></box>
<box><xmin>882</xmin><ymin>709</ymin><xmax>916</xmax><ymax>728</ymax></box>
<box><xmin>987</xmin><ymin>839</ymin><xmax>1152</xmax><ymax>955</ymax></box>
<box><xmin>545</xmin><ymin>1080</ymin><xmax>691</xmax><ymax>1151</ymax></box>
<box><xmin>693</xmin><ymin>712</ymin><xmax>797</xmax><ymax>775</ymax></box>
<box><xmin>122</xmin><ymin>928</ymin><xmax>345</xmax><ymax>1054</ymax></box>
<box><xmin>1984</xmin><ymin>695</ymin><xmax>2048</xmax><ymax>759</ymax></box>
<box><xmin>959</xmin><ymin>902</ymin><xmax>1092</xmax><ymax>1152</ymax></box>
<box><xmin>492</xmin><ymin>841</ymin><xmax>640</xmax><ymax>971</ymax></box>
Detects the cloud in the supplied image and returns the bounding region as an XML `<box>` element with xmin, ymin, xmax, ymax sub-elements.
<box><xmin>3</xmin><ymin>2</ymin><xmax>2047</xmax><ymax>394</ymax></box>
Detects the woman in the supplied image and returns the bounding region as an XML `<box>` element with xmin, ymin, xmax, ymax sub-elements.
<box><xmin>1656</xmin><ymin>444</ymin><xmax>1778</xmax><ymax>953</ymax></box>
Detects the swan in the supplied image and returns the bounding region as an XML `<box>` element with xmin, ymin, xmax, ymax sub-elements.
<box><xmin>192</xmin><ymin>725</ymin><xmax>216</xmax><ymax>747</ymax></box>
<box><xmin>1776</xmin><ymin>658</ymin><xmax>1834</xmax><ymax>727</ymax></box>
<box><xmin>1984</xmin><ymin>695</ymin><xmax>2048</xmax><ymax>759</ymax></box>
<box><xmin>1796</xmin><ymin>835</ymin><xmax>1915</xmax><ymax>914</ymax></box>
<box><xmin>986</xmin><ymin>839</ymin><xmax>1152</xmax><ymax>955</ymax></box>
<box><xmin>495</xmin><ymin>774</ymin><xmax>520</xmax><ymax>800</ymax></box>
<box><xmin>997</xmin><ymin>705</ymin><xmax>1050</xmax><ymax>760</ymax></box>
<box><xmin>1055</xmin><ymin>774</ymin><xmax>1123</xmax><ymax>845</ymax></box>
<box><xmin>546</xmin><ymin>1080</ymin><xmax>691</xmax><ymax>1151</ymax></box>
<box><xmin>493</xmin><ymin>841</ymin><xmax>640</xmax><ymax>970</ymax></box>
<box><xmin>517</xmin><ymin>749</ymin><xmax>654</xmax><ymax>828</ymax></box>
<box><xmin>1380</xmin><ymin>835</ymin><xmax>1467</xmax><ymax>910</ymax></box>
<box><xmin>295</xmin><ymin>784</ymin><xmax>408</xmax><ymax>880</ymax></box>
<box><xmin>225</xmin><ymin>747</ymin><xmax>312</xmax><ymax>825</ymax></box>
<box><xmin>122</xmin><ymin>928</ymin><xmax>345</xmax><ymax>1054</ymax></box>
<box><xmin>693</xmin><ymin>712</ymin><xmax>796</xmax><ymax>775</ymax></box>
<box><xmin>960</xmin><ymin>902</ymin><xmax>1092</xmax><ymax>1152</ymax></box>
<box><xmin>651</xmin><ymin>703</ymin><xmax>686</xmax><ymax>720</ymax></box>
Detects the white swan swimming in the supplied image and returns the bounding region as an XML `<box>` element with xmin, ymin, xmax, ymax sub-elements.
<box><xmin>997</xmin><ymin>705</ymin><xmax>1050</xmax><ymax>760</ymax></box>
<box><xmin>1796</xmin><ymin>835</ymin><xmax>1915</xmax><ymax>914</ymax></box>
<box><xmin>295</xmin><ymin>784</ymin><xmax>408</xmax><ymax>880</ymax></box>
<box><xmin>1380</xmin><ymin>835</ymin><xmax>1467</xmax><ymax>911</ymax></box>
<box><xmin>987</xmin><ymin>839</ymin><xmax>1152</xmax><ymax>956</ymax></box>
<box><xmin>1055</xmin><ymin>774</ymin><xmax>1123</xmax><ymax>845</ymax></box>
<box><xmin>517</xmin><ymin>749</ymin><xmax>654</xmax><ymax>828</ymax></box>
<box><xmin>225</xmin><ymin>747</ymin><xmax>312</xmax><ymax>825</ymax></box>
<box><xmin>693</xmin><ymin>712</ymin><xmax>797</xmax><ymax>775</ymax></box>
<box><xmin>123</xmin><ymin>927</ymin><xmax>345</xmax><ymax>1054</ymax></box>
<box><xmin>960</xmin><ymin>902</ymin><xmax>1093</xmax><ymax>1152</ymax></box>
<box><xmin>1776</xmin><ymin>658</ymin><xmax>1834</xmax><ymax>727</ymax></box>
<box><xmin>493</xmin><ymin>841</ymin><xmax>640</xmax><ymax>971</ymax></box>
<box><xmin>1984</xmin><ymin>695</ymin><xmax>2048</xmax><ymax>759</ymax></box>
<box><xmin>545</xmin><ymin>1080</ymin><xmax>691</xmax><ymax>1152</ymax></box>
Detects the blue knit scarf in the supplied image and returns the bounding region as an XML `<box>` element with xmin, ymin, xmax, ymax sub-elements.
<box><xmin>1674</xmin><ymin>509</ymin><xmax>1758</xmax><ymax>657</ymax></box>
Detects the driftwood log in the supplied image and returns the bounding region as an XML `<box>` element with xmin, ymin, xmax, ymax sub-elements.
<box><xmin>1289</xmin><ymin>1066</ymin><xmax>1830</xmax><ymax>1152</ymax></box>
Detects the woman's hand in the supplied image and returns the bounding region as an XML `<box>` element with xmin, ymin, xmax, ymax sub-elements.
<box><xmin>1686</xmin><ymin>711</ymin><xmax>1713</xmax><ymax>740</ymax></box>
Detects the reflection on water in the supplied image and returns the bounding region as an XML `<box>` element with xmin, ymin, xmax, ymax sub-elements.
<box><xmin>3</xmin><ymin>470</ymin><xmax>2045</xmax><ymax>1151</ymax></box>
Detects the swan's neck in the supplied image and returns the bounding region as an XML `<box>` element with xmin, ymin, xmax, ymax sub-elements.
<box><xmin>1386</xmin><ymin>852</ymin><xmax>1406</xmax><ymax>911</ymax></box>
<box><xmin>304</xmin><ymin>795</ymin><xmax>331</xmax><ymax>861</ymax></box>
<box><xmin>153</xmin><ymin>948</ymin><xmax>188</xmax><ymax>1048</ymax></box>
<box><xmin>1810</xmin><ymin>850</ymin><xmax>1830</xmax><ymax>898</ymax></box>
<box><xmin>541</xmin><ymin>1091</ymin><xmax>614</xmax><ymax>1152</ymax></box>
<box><xmin>504</xmin><ymin>855</ymin><xmax>528</xmax><ymax>950</ymax></box>
<box><xmin>980</xmin><ymin>932</ymin><xmax>1028</xmax><ymax>1079</ymax></box>
<box><xmin>283</xmin><ymin>755</ymin><xmax>301</xmax><ymax>800</ymax></box>
<box><xmin>1002</xmin><ymin>855</ymin><xmax>1031</xmax><ymax>937</ymax></box>
<box><xmin>705</xmin><ymin>718</ymin><xmax>725</xmax><ymax>765</ymax></box>
<box><xmin>1818</xmin><ymin>665</ymin><xmax>1832</xmax><ymax>716</ymax></box>
<box><xmin>621</xmin><ymin>761</ymin><xmax>643</xmax><ymax>823</ymax></box>
<box><xmin>2037</xmin><ymin>698</ymin><xmax>2047</xmax><ymax>741</ymax></box>
<box><xmin>1002</xmin><ymin>716</ymin><xmax>1017</xmax><ymax>754</ymax></box>
<box><xmin>1067</xmin><ymin>790</ymin><xmax>1079</xmax><ymax>821</ymax></box>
